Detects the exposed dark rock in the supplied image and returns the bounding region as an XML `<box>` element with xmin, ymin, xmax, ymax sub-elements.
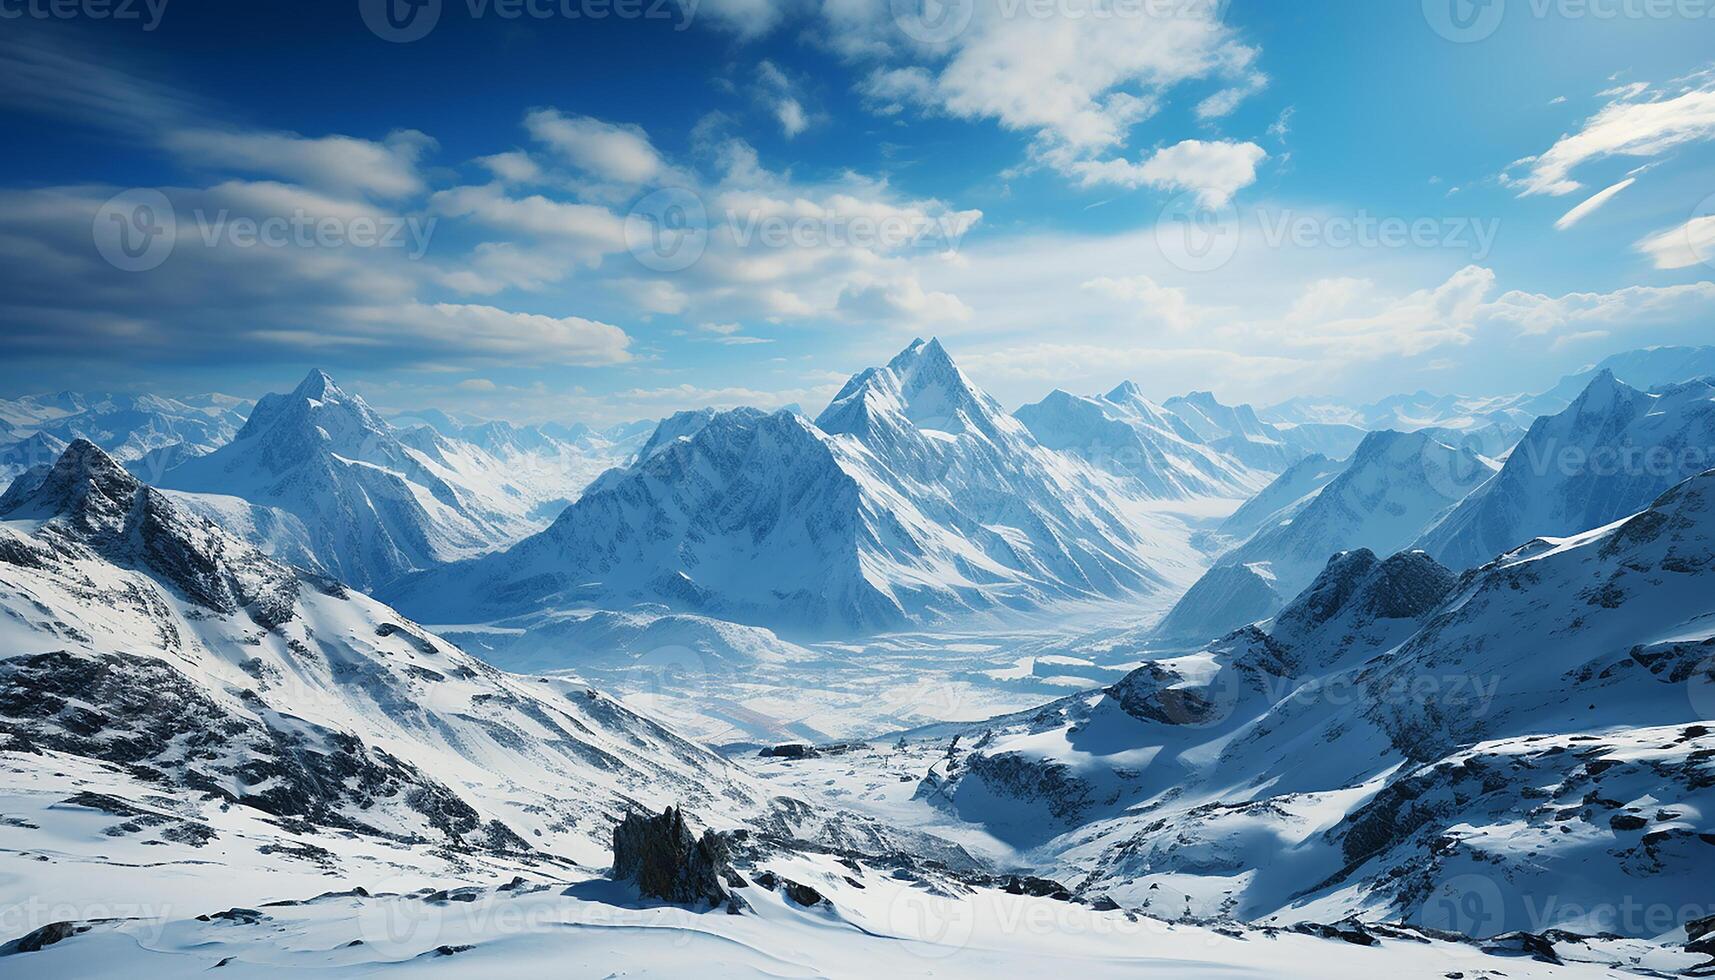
<box><xmin>758</xmin><ymin>743</ymin><xmax>819</xmax><ymax>759</ymax></box>
<box><xmin>611</xmin><ymin>806</ymin><xmax>732</xmax><ymax>907</ymax></box>
<box><xmin>1610</xmin><ymin>813</ymin><xmax>1649</xmax><ymax>831</ymax></box>
<box><xmin>1</xmin><ymin>920</ymin><xmax>81</xmax><ymax>954</ymax></box>
<box><xmin>782</xmin><ymin>880</ymin><xmax>826</xmax><ymax>907</ymax></box>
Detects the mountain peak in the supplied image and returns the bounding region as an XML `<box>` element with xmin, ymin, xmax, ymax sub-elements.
<box><xmin>886</xmin><ymin>336</ymin><xmax>955</xmax><ymax>374</ymax></box>
<box><xmin>293</xmin><ymin>369</ymin><xmax>341</xmax><ymax>400</ymax></box>
<box><xmin>0</xmin><ymin>438</ymin><xmax>140</xmax><ymax>527</ymax></box>
<box><xmin>1105</xmin><ymin>380</ymin><xmax>1146</xmax><ymax>404</ymax></box>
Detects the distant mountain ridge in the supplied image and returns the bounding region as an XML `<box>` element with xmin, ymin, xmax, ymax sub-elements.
<box><xmin>383</xmin><ymin>339</ymin><xmax>1172</xmax><ymax>635</ymax></box>
<box><xmin>1416</xmin><ymin>370</ymin><xmax>1715</xmax><ymax>570</ymax></box>
<box><xmin>1154</xmin><ymin>429</ymin><xmax>1498</xmax><ymax>641</ymax></box>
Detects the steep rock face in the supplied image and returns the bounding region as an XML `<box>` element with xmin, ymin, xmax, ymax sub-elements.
<box><xmin>1156</xmin><ymin>430</ymin><xmax>1496</xmax><ymax>643</ymax></box>
<box><xmin>384</xmin><ymin>408</ymin><xmax>898</xmax><ymax>632</ymax></box>
<box><xmin>1416</xmin><ymin>372</ymin><xmax>1715</xmax><ymax>571</ymax></box>
<box><xmin>385</xmin><ymin>340</ymin><xmax>1168</xmax><ymax>636</ymax></box>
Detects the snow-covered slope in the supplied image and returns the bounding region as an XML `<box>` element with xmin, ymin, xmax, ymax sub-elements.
<box><xmin>1417</xmin><ymin>371</ymin><xmax>1715</xmax><ymax>571</ymax></box>
<box><xmin>157</xmin><ymin>371</ymin><xmax>548</xmax><ymax>590</ymax></box>
<box><xmin>1203</xmin><ymin>452</ymin><xmax>1346</xmax><ymax>547</ymax></box>
<box><xmin>383</xmin><ymin>340</ymin><xmax>1170</xmax><ymax>635</ymax></box>
<box><xmin>0</xmin><ymin>441</ymin><xmax>780</xmax><ymax>869</ymax></box>
<box><xmin>1014</xmin><ymin>384</ymin><xmax>1269</xmax><ymax>499</ymax></box>
<box><xmin>1156</xmin><ymin>430</ymin><xmax>1498</xmax><ymax>641</ymax></box>
<box><xmin>889</xmin><ymin>472</ymin><xmax>1715</xmax><ymax>941</ymax></box>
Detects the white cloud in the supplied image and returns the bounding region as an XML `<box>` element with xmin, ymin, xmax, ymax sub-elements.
<box><xmin>372</xmin><ymin>303</ymin><xmax>632</xmax><ymax>365</ymax></box>
<box><xmin>1554</xmin><ymin>177</ymin><xmax>1636</xmax><ymax>230</ymax></box>
<box><xmin>1285</xmin><ymin>277</ymin><xmax>1371</xmax><ymax>324</ymax></box>
<box><xmin>1063</xmin><ymin>139</ymin><xmax>1267</xmax><ymax>205</ymax></box>
<box><xmin>477</xmin><ymin>151</ymin><xmax>543</xmax><ymax>185</ymax></box>
<box><xmin>757</xmin><ymin>60</ymin><xmax>810</xmax><ymax>138</ymax></box>
<box><xmin>1515</xmin><ymin>75</ymin><xmax>1715</xmax><ymax>196</ymax></box>
<box><xmin>165</xmin><ymin>128</ymin><xmax>434</xmax><ymax>199</ymax></box>
<box><xmin>524</xmin><ymin>109</ymin><xmax>667</xmax><ymax>185</ymax></box>
<box><xmin>836</xmin><ymin>276</ymin><xmax>973</xmax><ymax>325</ymax></box>
<box><xmin>1636</xmin><ymin>214</ymin><xmax>1715</xmax><ymax>270</ymax></box>
<box><xmin>1483</xmin><ymin>280</ymin><xmax>1715</xmax><ymax>334</ymax></box>
<box><xmin>430</xmin><ymin>184</ymin><xmax>626</xmax><ymax>257</ymax></box>
<box><xmin>1081</xmin><ymin>274</ymin><xmax>1204</xmax><ymax>330</ymax></box>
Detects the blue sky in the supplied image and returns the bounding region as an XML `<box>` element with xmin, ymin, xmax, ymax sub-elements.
<box><xmin>2</xmin><ymin>0</ymin><xmax>1714</xmax><ymax>423</ymax></box>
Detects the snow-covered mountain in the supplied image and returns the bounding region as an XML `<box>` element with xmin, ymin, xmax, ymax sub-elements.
<box><xmin>1528</xmin><ymin>344</ymin><xmax>1715</xmax><ymax>415</ymax></box>
<box><xmin>0</xmin><ymin>441</ymin><xmax>769</xmax><ymax>868</ymax></box>
<box><xmin>400</xmin><ymin>410</ymin><xmax>653</xmax><ymax>512</ymax></box>
<box><xmin>1205</xmin><ymin>452</ymin><xmax>1345</xmax><ymax>546</ymax></box>
<box><xmin>1014</xmin><ymin>384</ymin><xmax>1271</xmax><ymax>499</ymax></box>
<box><xmin>383</xmin><ymin>339</ymin><xmax>1170</xmax><ymax>635</ymax></box>
<box><xmin>1158</xmin><ymin>390</ymin><xmax>1311</xmax><ymax>472</ymax></box>
<box><xmin>1155</xmin><ymin>430</ymin><xmax>1498</xmax><ymax>641</ymax></box>
<box><xmin>1417</xmin><ymin>371</ymin><xmax>1715</xmax><ymax>571</ymax></box>
<box><xmin>1</xmin><ymin>442</ymin><xmax>1020</xmax><ymax>970</ymax></box>
<box><xmin>1</xmin><ymin>432</ymin><xmax>67</xmax><ymax>491</ymax></box>
<box><xmin>894</xmin><ymin>468</ymin><xmax>1715</xmax><ymax>940</ymax></box>
<box><xmin>155</xmin><ymin>371</ymin><xmax>575</xmax><ymax>590</ymax></box>
<box><xmin>0</xmin><ymin>391</ymin><xmax>251</xmax><ymax>486</ymax></box>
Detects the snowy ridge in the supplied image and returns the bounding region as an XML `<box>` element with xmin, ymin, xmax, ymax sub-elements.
<box><xmin>1416</xmin><ymin>370</ymin><xmax>1715</xmax><ymax>571</ymax></box>
<box><xmin>1014</xmin><ymin>384</ymin><xmax>1270</xmax><ymax>500</ymax></box>
<box><xmin>0</xmin><ymin>441</ymin><xmax>767</xmax><ymax>867</ymax></box>
<box><xmin>157</xmin><ymin>371</ymin><xmax>567</xmax><ymax>590</ymax></box>
<box><xmin>1155</xmin><ymin>429</ymin><xmax>1499</xmax><ymax>641</ymax></box>
<box><xmin>888</xmin><ymin>470</ymin><xmax>1715</xmax><ymax>944</ymax></box>
<box><xmin>383</xmin><ymin>340</ymin><xmax>1172</xmax><ymax>635</ymax></box>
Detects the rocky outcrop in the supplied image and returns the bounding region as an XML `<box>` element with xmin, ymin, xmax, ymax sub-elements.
<box><xmin>611</xmin><ymin>806</ymin><xmax>734</xmax><ymax>907</ymax></box>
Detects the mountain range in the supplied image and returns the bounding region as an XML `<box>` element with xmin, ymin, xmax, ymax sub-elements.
<box><xmin>1153</xmin><ymin>428</ymin><xmax>1499</xmax><ymax>642</ymax></box>
<box><xmin>382</xmin><ymin>339</ymin><xmax>1171</xmax><ymax>635</ymax></box>
<box><xmin>903</xmin><ymin>465</ymin><xmax>1715</xmax><ymax>935</ymax></box>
